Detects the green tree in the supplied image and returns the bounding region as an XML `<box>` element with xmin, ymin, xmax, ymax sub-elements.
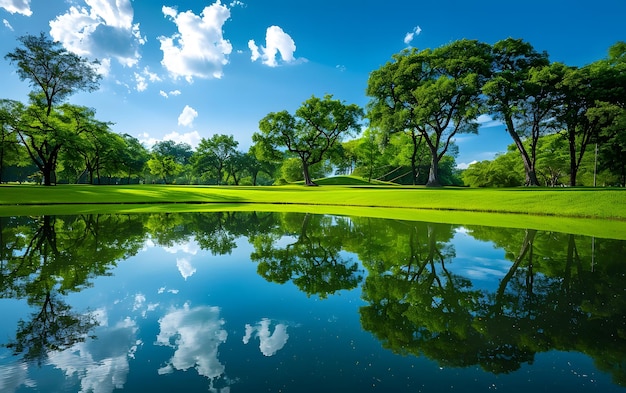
<box><xmin>5</xmin><ymin>33</ymin><xmax>101</xmax><ymax>185</ymax></box>
<box><xmin>555</xmin><ymin>42</ymin><xmax>626</xmax><ymax>187</ymax></box>
<box><xmin>0</xmin><ymin>100</ymin><xmax>26</xmax><ymax>183</ymax></box>
<box><xmin>193</xmin><ymin>134</ymin><xmax>238</xmax><ymax>185</ymax></box>
<box><xmin>254</xmin><ymin>94</ymin><xmax>363</xmax><ymax>186</ymax></box>
<box><xmin>147</xmin><ymin>155</ymin><xmax>181</xmax><ymax>184</ymax></box>
<box><xmin>482</xmin><ymin>38</ymin><xmax>551</xmax><ymax>186</ymax></box>
<box><xmin>462</xmin><ymin>148</ymin><xmax>523</xmax><ymax>187</ymax></box>
<box><xmin>147</xmin><ymin>140</ymin><xmax>191</xmax><ymax>184</ymax></box>
<box><xmin>367</xmin><ymin>39</ymin><xmax>491</xmax><ymax>187</ymax></box>
<box><xmin>118</xmin><ymin>134</ymin><xmax>149</xmax><ymax>184</ymax></box>
<box><xmin>535</xmin><ymin>133</ymin><xmax>569</xmax><ymax>186</ymax></box>
<box><xmin>247</xmin><ymin>143</ymin><xmax>284</xmax><ymax>185</ymax></box>
<box><xmin>58</xmin><ymin>105</ymin><xmax>114</xmax><ymax>184</ymax></box>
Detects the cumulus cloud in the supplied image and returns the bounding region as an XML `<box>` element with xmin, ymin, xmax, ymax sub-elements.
<box><xmin>176</xmin><ymin>258</ymin><xmax>196</xmax><ymax>280</ymax></box>
<box><xmin>404</xmin><ymin>25</ymin><xmax>422</xmax><ymax>45</ymax></box>
<box><xmin>474</xmin><ymin>114</ymin><xmax>503</xmax><ymax>128</ymax></box>
<box><xmin>456</xmin><ymin>160</ymin><xmax>478</xmax><ymax>170</ymax></box>
<box><xmin>156</xmin><ymin>304</ymin><xmax>228</xmax><ymax>385</ymax></box>
<box><xmin>47</xmin><ymin>318</ymin><xmax>140</xmax><ymax>393</ymax></box>
<box><xmin>160</xmin><ymin>89</ymin><xmax>181</xmax><ymax>98</ymax></box>
<box><xmin>2</xmin><ymin>18</ymin><xmax>12</xmax><ymax>30</ymax></box>
<box><xmin>49</xmin><ymin>0</ymin><xmax>145</xmax><ymax>67</ymax></box>
<box><xmin>178</xmin><ymin>105</ymin><xmax>198</xmax><ymax>127</ymax></box>
<box><xmin>165</xmin><ymin>130</ymin><xmax>201</xmax><ymax>148</ymax></box>
<box><xmin>138</xmin><ymin>131</ymin><xmax>201</xmax><ymax>150</ymax></box>
<box><xmin>134</xmin><ymin>67</ymin><xmax>162</xmax><ymax>91</ymax></box>
<box><xmin>249</xmin><ymin>25</ymin><xmax>301</xmax><ymax>67</ymax></box>
<box><xmin>0</xmin><ymin>0</ymin><xmax>32</xmax><ymax>16</ymax></box>
<box><xmin>243</xmin><ymin>318</ymin><xmax>289</xmax><ymax>356</ymax></box>
<box><xmin>159</xmin><ymin>2</ymin><xmax>233</xmax><ymax>82</ymax></box>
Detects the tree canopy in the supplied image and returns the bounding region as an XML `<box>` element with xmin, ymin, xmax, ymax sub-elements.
<box><xmin>254</xmin><ymin>94</ymin><xmax>363</xmax><ymax>186</ymax></box>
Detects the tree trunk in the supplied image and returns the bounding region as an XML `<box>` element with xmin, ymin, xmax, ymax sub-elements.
<box><xmin>43</xmin><ymin>162</ymin><xmax>54</xmax><ymax>186</ymax></box>
<box><xmin>302</xmin><ymin>161</ymin><xmax>317</xmax><ymax>186</ymax></box>
<box><xmin>504</xmin><ymin>117</ymin><xmax>540</xmax><ymax>186</ymax></box>
<box><xmin>426</xmin><ymin>147</ymin><xmax>441</xmax><ymax>187</ymax></box>
<box><xmin>568</xmin><ymin>131</ymin><xmax>578</xmax><ymax>186</ymax></box>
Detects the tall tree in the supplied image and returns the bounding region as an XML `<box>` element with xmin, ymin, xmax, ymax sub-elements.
<box><xmin>254</xmin><ymin>94</ymin><xmax>363</xmax><ymax>186</ymax></box>
<box><xmin>482</xmin><ymin>38</ymin><xmax>551</xmax><ymax>186</ymax></box>
<box><xmin>0</xmin><ymin>100</ymin><xmax>25</xmax><ymax>183</ymax></box>
<box><xmin>118</xmin><ymin>134</ymin><xmax>149</xmax><ymax>184</ymax></box>
<box><xmin>367</xmin><ymin>39</ymin><xmax>491</xmax><ymax>186</ymax></box>
<box><xmin>5</xmin><ymin>33</ymin><xmax>101</xmax><ymax>185</ymax></box>
<box><xmin>59</xmin><ymin>104</ymin><xmax>114</xmax><ymax>184</ymax></box>
<box><xmin>193</xmin><ymin>134</ymin><xmax>238</xmax><ymax>185</ymax></box>
<box><xmin>147</xmin><ymin>140</ymin><xmax>192</xmax><ymax>184</ymax></box>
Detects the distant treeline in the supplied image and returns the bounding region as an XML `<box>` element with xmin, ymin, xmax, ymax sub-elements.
<box><xmin>1</xmin><ymin>34</ymin><xmax>624</xmax><ymax>186</ymax></box>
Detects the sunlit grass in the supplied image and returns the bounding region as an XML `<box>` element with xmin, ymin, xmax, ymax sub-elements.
<box><xmin>1</xmin><ymin>183</ymin><xmax>625</xmax><ymax>239</ymax></box>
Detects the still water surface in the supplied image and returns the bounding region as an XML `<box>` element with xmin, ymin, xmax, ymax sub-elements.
<box><xmin>0</xmin><ymin>211</ymin><xmax>624</xmax><ymax>392</ymax></box>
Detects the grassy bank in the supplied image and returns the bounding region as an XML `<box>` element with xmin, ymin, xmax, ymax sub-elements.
<box><xmin>1</xmin><ymin>183</ymin><xmax>625</xmax><ymax>239</ymax></box>
<box><xmin>1</xmin><ymin>183</ymin><xmax>625</xmax><ymax>218</ymax></box>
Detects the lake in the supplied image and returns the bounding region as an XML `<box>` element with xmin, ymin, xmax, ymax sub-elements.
<box><xmin>0</xmin><ymin>211</ymin><xmax>624</xmax><ymax>392</ymax></box>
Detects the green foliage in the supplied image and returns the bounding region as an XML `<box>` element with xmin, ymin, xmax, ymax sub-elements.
<box><xmin>367</xmin><ymin>39</ymin><xmax>491</xmax><ymax>186</ymax></box>
<box><xmin>4</xmin><ymin>34</ymin><xmax>102</xmax><ymax>185</ymax></box>
<box><xmin>192</xmin><ymin>134</ymin><xmax>238</xmax><ymax>185</ymax></box>
<box><xmin>254</xmin><ymin>94</ymin><xmax>363</xmax><ymax>186</ymax></box>
<box><xmin>147</xmin><ymin>155</ymin><xmax>182</xmax><ymax>183</ymax></box>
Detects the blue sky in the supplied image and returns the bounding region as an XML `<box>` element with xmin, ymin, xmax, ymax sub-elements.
<box><xmin>0</xmin><ymin>0</ymin><xmax>624</xmax><ymax>168</ymax></box>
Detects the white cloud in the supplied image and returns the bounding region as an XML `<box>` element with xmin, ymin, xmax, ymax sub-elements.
<box><xmin>456</xmin><ymin>160</ymin><xmax>477</xmax><ymax>170</ymax></box>
<box><xmin>404</xmin><ymin>25</ymin><xmax>422</xmax><ymax>45</ymax></box>
<box><xmin>134</xmin><ymin>72</ymin><xmax>148</xmax><ymax>92</ymax></box>
<box><xmin>0</xmin><ymin>0</ymin><xmax>31</xmax><ymax>16</ymax></box>
<box><xmin>249</xmin><ymin>25</ymin><xmax>301</xmax><ymax>67</ymax></box>
<box><xmin>156</xmin><ymin>303</ymin><xmax>228</xmax><ymax>385</ymax></box>
<box><xmin>164</xmin><ymin>131</ymin><xmax>201</xmax><ymax>148</ymax></box>
<box><xmin>242</xmin><ymin>318</ymin><xmax>289</xmax><ymax>356</ymax></box>
<box><xmin>49</xmin><ymin>0</ymin><xmax>144</xmax><ymax>67</ymax></box>
<box><xmin>178</xmin><ymin>105</ymin><xmax>198</xmax><ymax>127</ymax></box>
<box><xmin>95</xmin><ymin>57</ymin><xmax>112</xmax><ymax>77</ymax></box>
<box><xmin>164</xmin><ymin>240</ymin><xmax>199</xmax><ymax>255</ymax></box>
<box><xmin>229</xmin><ymin>0</ymin><xmax>245</xmax><ymax>7</ymax></box>
<box><xmin>475</xmin><ymin>114</ymin><xmax>503</xmax><ymax>128</ymax></box>
<box><xmin>2</xmin><ymin>18</ymin><xmax>12</xmax><ymax>30</ymax></box>
<box><xmin>47</xmin><ymin>318</ymin><xmax>139</xmax><ymax>393</ymax></box>
<box><xmin>134</xmin><ymin>67</ymin><xmax>162</xmax><ymax>91</ymax></box>
<box><xmin>159</xmin><ymin>89</ymin><xmax>181</xmax><ymax>98</ymax></box>
<box><xmin>176</xmin><ymin>258</ymin><xmax>196</xmax><ymax>280</ymax></box>
<box><xmin>139</xmin><ymin>130</ymin><xmax>201</xmax><ymax>149</ymax></box>
<box><xmin>159</xmin><ymin>2</ymin><xmax>233</xmax><ymax>82</ymax></box>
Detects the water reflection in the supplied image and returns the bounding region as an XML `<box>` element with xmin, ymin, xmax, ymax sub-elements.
<box><xmin>243</xmin><ymin>318</ymin><xmax>290</xmax><ymax>356</ymax></box>
<box><xmin>0</xmin><ymin>211</ymin><xmax>624</xmax><ymax>392</ymax></box>
<box><xmin>47</xmin><ymin>315</ymin><xmax>139</xmax><ymax>393</ymax></box>
<box><xmin>156</xmin><ymin>303</ymin><xmax>228</xmax><ymax>388</ymax></box>
<box><xmin>250</xmin><ymin>213</ymin><xmax>364</xmax><ymax>298</ymax></box>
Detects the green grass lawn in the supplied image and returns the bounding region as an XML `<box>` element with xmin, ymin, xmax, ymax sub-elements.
<box><xmin>1</xmin><ymin>181</ymin><xmax>625</xmax><ymax>239</ymax></box>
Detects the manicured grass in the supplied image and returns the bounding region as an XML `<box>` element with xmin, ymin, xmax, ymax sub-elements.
<box><xmin>1</xmin><ymin>183</ymin><xmax>624</xmax><ymax>218</ymax></box>
<box><xmin>1</xmin><ymin>183</ymin><xmax>625</xmax><ymax>239</ymax></box>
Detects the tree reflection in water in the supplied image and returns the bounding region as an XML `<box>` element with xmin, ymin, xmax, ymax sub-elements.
<box><xmin>355</xmin><ymin>219</ymin><xmax>626</xmax><ymax>385</ymax></box>
<box><xmin>0</xmin><ymin>211</ymin><xmax>624</xmax><ymax>387</ymax></box>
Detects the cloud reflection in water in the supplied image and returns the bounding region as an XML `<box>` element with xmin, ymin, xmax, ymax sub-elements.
<box><xmin>242</xmin><ymin>318</ymin><xmax>289</xmax><ymax>356</ymax></box>
<box><xmin>155</xmin><ymin>303</ymin><xmax>228</xmax><ymax>382</ymax></box>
